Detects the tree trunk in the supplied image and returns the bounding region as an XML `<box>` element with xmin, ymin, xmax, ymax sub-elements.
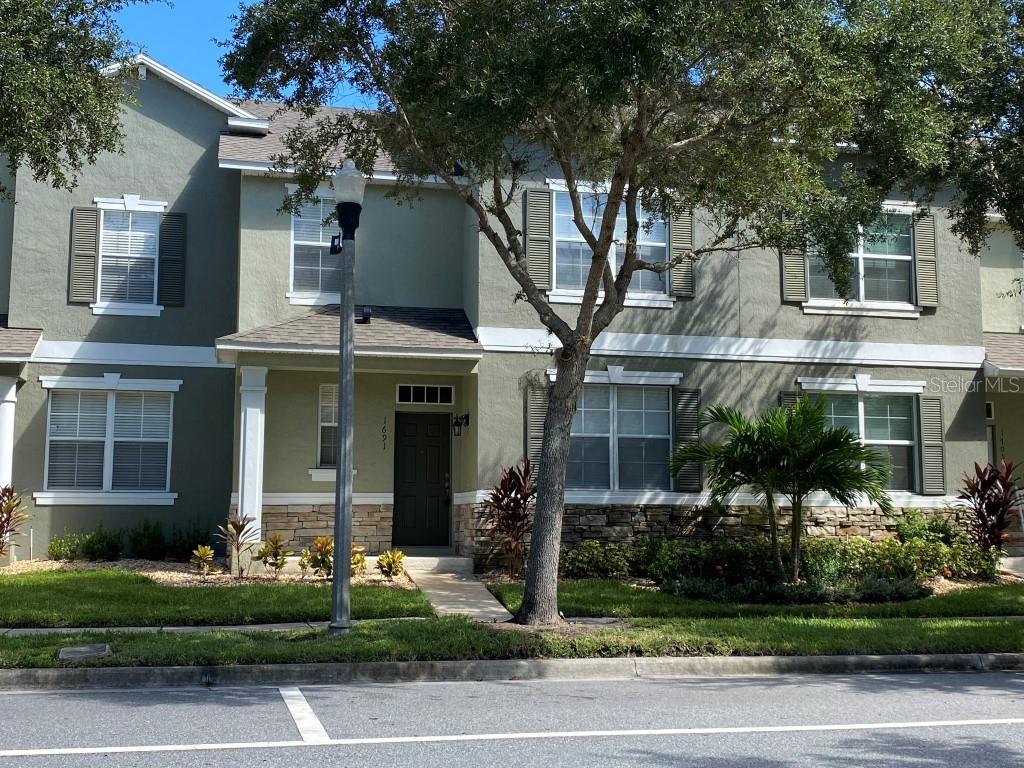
<box><xmin>514</xmin><ymin>346</ymin><xmax>590</xmax><ymax>625</ymax></box>
<box><xmin>765</xmin><ymin>492</ymin><xmax>783</xmax><ymax>578</ymax></box>
<box><xmin>789</xmin><ymin>498</ymin><xmax>803</xmax><ymax>583</ymax></box>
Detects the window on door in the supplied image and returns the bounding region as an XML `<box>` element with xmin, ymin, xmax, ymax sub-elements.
<box><xmin>567</xmin><ymin>384</ymin><xmax>672</xmax><ymax>490</ymax></box>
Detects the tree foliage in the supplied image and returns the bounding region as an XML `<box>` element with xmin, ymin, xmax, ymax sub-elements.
<box><xmin>0</xmin><ymin>0</ymin><xmax>145</xmax><ymax>196</ymax></box>
<box><xmin>223</xmin><ymin>0</ymin><xmax>1020</xmax><ymax>621</ymax></box>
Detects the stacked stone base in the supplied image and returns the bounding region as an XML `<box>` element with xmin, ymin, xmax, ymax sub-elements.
<box><xmin>455</xmin><ymin>503</ymin><xmax>961</xmax><ymax>571</ymax></box>
<box><xmin>229</xmin><ymin>503</ymin><xmax>393</xmax><ymax>554</ymax></box>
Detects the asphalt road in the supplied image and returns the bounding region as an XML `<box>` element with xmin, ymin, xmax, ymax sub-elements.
<box><xmin>0</xmin><ymin>672</ymin><xmax>1022</xmax><ymax>766</ymax></box>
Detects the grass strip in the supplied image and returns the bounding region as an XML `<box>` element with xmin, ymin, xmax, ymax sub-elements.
<box><xmin>1</xmin><ymin>615</ymin><xmax>1022</xmax><ymax>668</ymax></box>
<box><xmin>488</xmin><ymin>580</ymin><xmax>1024</xmax><ymax>620</ymax></box>
<box><xmin>0</xmin><ymin>570</ymin><xmax>434</xmax><ymax>627</ymax></box>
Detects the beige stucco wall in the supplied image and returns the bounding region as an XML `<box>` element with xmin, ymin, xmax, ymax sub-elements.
<box><xmin>473</xmin><ymin>351</ymin><xmax>987</xmax><ymax>494</ymax></box>
<box><xmin>986</xmin><ymin>386</ymin><xmax>1024</xmax><ymax>465</ymax></box>
<box><xmin>979</xmin><ymin>226</ymin><xmax>1024</xmax><ymax>333</ymax></box>
<box><xmin>246</xmin><ymin>368</ymin><xmax>476</xmax><ymax>495</ymax></box>
<box><xmin>237</xmin><ymin>177</ymin><xmax>468</xmax><ymax>332</ymax></box>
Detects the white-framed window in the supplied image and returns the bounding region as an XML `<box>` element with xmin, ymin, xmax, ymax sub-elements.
<box><xmin>819</xmin><ymin>393</ymin><xmax>917</xmax><ymax>491</ymax></box>
<box><xmin>808</xmin><ymin>213</ymin><xmax>914</xmax><ymax>303</ymax></box>
<box><xmin>396</xmin><ymin>384</ymin><xmax>454</xmax><ymax>405</ymax></box>
<box><xmin>553</xmin><ymin>191</ymin><xmax>668</xmax><ymax>295</ymax></box>
<box><xmin>318</xmin><ymin>384</ymin><xmax>338</xmax><ymax>468</ymax></box>
<box><xmin>291</xmin><ymin>196</ymin><xmax>340</xmax><ymax>299</ymax></box>
<box><xmin>567</xmin><ymin>384</ymin><xmax>672</xmax><ymax>491</ymax></box>
<box><xmin>45</xmin><ymin>390</ymin><xmax>173</xmax><ymax>492</ymax></box>
<box><xmin>97</xmin><ymin>209</ymin><xmax>160</xmax><ymax>305</ymax></box>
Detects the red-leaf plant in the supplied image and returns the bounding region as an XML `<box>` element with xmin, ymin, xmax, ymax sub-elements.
<box><xmin>484</xmin><ymin>458</ymin><xmax>537</xmax><ymax>578</ymax></box>
<box><xmin>0</xmin><ymin>485</ymin><xmax>29</xmax><ymax>560</ymax></box>
<box><xmin>957</xmin><ymin>460</ymin><xmax>1020</xmax><ymax>551</ymax></box>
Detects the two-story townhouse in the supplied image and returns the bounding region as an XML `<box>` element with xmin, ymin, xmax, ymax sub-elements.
<box><xmin>2</xmin><ymin>55</ymin><xmax>1020</xmax><ymax>565</ymax></box>
<box><xmin>0</xmin><ymin>57</ymin><xmax>243</xmax><ymax>559</ymax></box>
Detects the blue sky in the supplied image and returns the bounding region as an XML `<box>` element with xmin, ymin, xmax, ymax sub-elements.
<box><xmin>117</xmin><ymin>1</ymin><xmax>252</xmax><ymax>97</ymax></box>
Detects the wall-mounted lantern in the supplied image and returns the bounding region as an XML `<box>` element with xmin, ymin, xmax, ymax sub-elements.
<box><xmin>452</xmin><ymin>413</ymin><xmax>470</xmax><ymax>437</ymax></box>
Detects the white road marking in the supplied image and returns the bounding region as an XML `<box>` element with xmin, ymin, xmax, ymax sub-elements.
<box><xmin>0</xmin><ymin>717</ymin><xmax>1022</xmax><ymax>758</ymax></box>
<box><xmin>279</xmin><ymin>687</ymin><xmax>331</xmax><ymax>744</ymax></box>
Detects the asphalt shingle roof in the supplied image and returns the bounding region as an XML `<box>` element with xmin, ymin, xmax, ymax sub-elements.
<box><xmin>219</xmin><ymin>101</ymin><xmax>395</xmax><ymax>171</ymax></box>
<box><xmin>218</xmin><ymin>305</ymin><xmax>480</xmax><ymax>355</ymax></box>
<box><xmin>0</xmin><ymin>317</ymin><xmax>41</xmax><ymax>360</ymax></box>
<box><xmin>984</xmin><ymin>332</ymin><xmax>1024</xmax><ymax>372</ymax></box>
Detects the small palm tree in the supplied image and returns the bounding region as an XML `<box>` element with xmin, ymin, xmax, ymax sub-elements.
<box><xmin>672</xmin><ymin>396</ymin><xmax>894</xmax><ymax>582</ymax></box>
<box><xmin>671</xmin><ymin>405</ymin><xmax>785</xmax><ymax>575</ymax></box>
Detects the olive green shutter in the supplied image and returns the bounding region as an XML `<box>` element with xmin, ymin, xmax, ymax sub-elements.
<box><xmin>524</xmin><ymin>188</ymin><xmax>552</xmax><ymax>290</ymax></box>
<box><xmin>779</xmin><ymin>390</ymin><xmax>800</xmax><ymax>408</ymax></box>
<box><xmin>68</xmin><ymin>207</ymin><xmax>100</xmax><ymax>303</ymax></box>
<box><xmin>157</xmin><ymin>213</ymin><xmax>187</xmax><ymax>307</ymax></box>
<box><xmin>914</xmin><ymin>213</ymin><xmax>938</xmax><ymax>307</ymax></box>
<box><xmin>669</xmin><ymin>209</ymin><xmax>694</xmax><ymax>298</ymax></box>
<box><xmin>918</xmin><ymin>395</ymin><xmax>945</xmax><ymax>495</ymax></box>
<box><xmin>525</xmin><ymin>385</ymin><xmax>550</xmax><ymax>468</ymax></box>
<box><xmin>673</xmin><ymin>387</ymin><xmax>701</xmax><ymax>491</ymax></box>
<box><xmin>780</xmin><ymin>244</ymin><xmax>808</xmax><ymax>303</ymax></box>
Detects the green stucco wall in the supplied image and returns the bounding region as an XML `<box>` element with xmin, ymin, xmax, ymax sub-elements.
<box><xmin>0</xmin><ymin>166</ymin><xmax>13</xmax><ymax>316</ymax></box>
<box><xmin>474</xmin><ymin>352</ymin><xmax>987</xmax><ymax>494</ymax></box>
<box><xmin>5</xmin><ymin>75</ymin><xmax>239</xmax><ymax>346</ymax></box>
<box><xmin>979</xmin><ymin>226</ymin><xmax>1024</xmax><ymax>333</ymax></box>
<box><xmin>10</xmin><ymin>362</ymin><xmax>235</xmax><ymax>554</ymax></box>
<box><xmin>237</xmin><ymin>177</ymin><xmax>467</xmax><ymax>332</ymax></box>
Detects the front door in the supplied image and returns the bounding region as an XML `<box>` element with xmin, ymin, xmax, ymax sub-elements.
<box><xmin>393</xmin><ymin>412</ymin><xmax>451</xmax><ymax>547</ymax></box>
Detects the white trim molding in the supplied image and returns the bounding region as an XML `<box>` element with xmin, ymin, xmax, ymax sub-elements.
<box><xmin>797</xmin><ymin>375</ymin><xmax>928</xmax><ymax>394</ymax></box>
<box><xmin>216</xmin><ymin>339</ymin><xmax>482</xmax><ymax>361</ymax></box>
<box><xmin>286</xmin><ymin>291</ymin><xmax>340</xmax><ymax>306</ymax></box>
<box><xmin>546</xmin><ymin>365</ymin><xmax>683</xmax><ymax>387</ymax></box>
<box><xmin>39</xmin><ymin>373</ymin><xmax>182</xmax><ymax>392</ymax></box>
<box><xmin>230</xmin><ymin>492</ymin><xmax>393</xmax><ymax>505</ymax></box>
<box><xmin>31</xmin><ymin>340</ymin><xmax>231</xmax><ymax>368</ymax></box>
<box><xmin>0</xmin><ymin>378</ymin><xmax>16</xmax><ymax>487</ymax></box>
<box><xmin>547</xmin><ymin>289</ymin><xmax>675</xmax><ymax>310</ymax></box>
<box><xmin>475</xmin><ymin>326</ymin><xmax>986</xmax><ymax>369</ymax></box>
<box><xmin>90</xmin><ymin>302</ymin><xmax>165</xmax><ymax>317</ymax></box>
<box><xmin>801</xmin><ymin>299</ymin><xmax>921</xmax><ymax>319</ymax></box>
<box><xmin>93</xmin><ymin>194</ymin><xmax>168</xmax><ymax>213</ymax></box>
<box><xmin>32</xmin><ymin>491</ymin><xmax>177</xmax><ymax>507</ymax></box>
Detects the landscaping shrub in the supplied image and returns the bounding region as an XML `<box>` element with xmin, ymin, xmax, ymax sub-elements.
<box><xmin>0</xmin><ymin>485</ymin><xmax>29</xmax><ymax>559</ymax></box>
<box><xmin>308</xmin><ymin>536</ymin><xmax>334</xmax><ymax>578</ymax></box>
<box><xmin>560</xmin><ymin>540</ymin><xmax>630</xmax><ymax>579</ymax></box>
<box><xmin>127</xmin><ymin>520</ymin><xmax>167</xmax><ymax>561</ymax></box>
<box><xmin>47</xmin><ymin>530</ymin><xmax>84</xmax><ymax>561</ymax></box>
<box><xmin>167</xmin><ymin>521</ymin><xmax>211</xmax><ymax>562</ymax></box>
<box><xmin>190</xmin><ymin>545</ymin><xmax>215</xmax><ymax>581</ymax></box>
<box><xmin>957</xmin><ymin>460</ymin><xmax>1020</xmax><ymax>551</ymax></box>
<box><xmin>78</xmin><ymin>524</ymin><xmax>122</xmax><ymax>561</ymax></box>
<box><xmin>256</xmin><ymin>533</ymin><xmax>292</xmax><ymax>579</ymax></box>
<box><xmin>483</xmin><ymin>457</ymin><xmax>535</xmax><ymax>577</ymax></box>
<box><xmin>351</xmin><ymin>544</ymin><xmax>368</xmax><ymax>577</ymax></box>
<box><xmin>216</xmin><ymin>513</ymin><xmax>259</xmax><ymax>578</ymax></box>
<box><xmin>376</xmin><ymin>549</ymin><xmax>405</xmax><ymax>581</ymax></box>
<box><xmin>895</xmin><ymin>509</ymin><xmax>958</xmax><ymax>546</ymax></box>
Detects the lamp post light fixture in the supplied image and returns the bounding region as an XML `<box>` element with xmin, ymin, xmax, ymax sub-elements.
<box><xmin>329</xmin><ymin>159</ymin><xmax>367</xmax><ymax>636</ymax></box>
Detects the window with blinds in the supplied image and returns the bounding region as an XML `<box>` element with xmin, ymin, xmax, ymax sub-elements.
<box><xmin>292</xmin><ymin>197</ymin><xmax>341</xmax><ymax>295</ymax></box>
<box><xmin>98</xmin><ymin>210</ymin><xmax>160</xmax><ymax>304</ymax></box>
<box><xmin>318</xmin><ymin>384</ymin><xmax>338</xmax><ymax>468</ymax></box>
<box><xmin>46</xmin><ymin>390</ymin><xmax>173</xmax><ymax>492</ymax></box>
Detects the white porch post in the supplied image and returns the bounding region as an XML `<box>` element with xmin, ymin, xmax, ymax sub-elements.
<box><xmin>237</xmin><ymin>366</ymin><xmax>267</xmax><ymax>537</ymax></box>
<box><xmin>0</xmin><ymin>378</ymin><xmax>17</xmax><ymax>488</ymax></box>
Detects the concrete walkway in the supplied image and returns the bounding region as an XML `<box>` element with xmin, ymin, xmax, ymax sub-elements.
<box><xmin>403</xmin><ymin>556</ymin><xmax>513</xmax><ymax>623</ymax></box>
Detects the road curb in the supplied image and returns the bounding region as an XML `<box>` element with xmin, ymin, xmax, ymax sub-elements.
<box><xmin>1</xmin><ymin>653</ymin><xmax>1023</xmax><ymax>690</ymax></box>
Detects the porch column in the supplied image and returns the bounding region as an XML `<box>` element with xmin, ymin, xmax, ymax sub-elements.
<box><xmin>237</xmin><ymin>366</ymin><xmax>267</xmax><ymax>537</ymax></box>
<box><xmin>0</xmin><ymin>378</ymin><xmax>17</xmax><ymax>488</ymax></box>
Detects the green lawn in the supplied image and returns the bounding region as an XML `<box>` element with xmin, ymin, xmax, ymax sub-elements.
<box><xmin>0</xmin><ymin>570</ymin><xmax>434</xmax><ymax>627</ymax></box>
<box><xmin>1</xmin><ymin>615</ymin><xmax>1023</xmax><ymax>668</ymax></box>
<box><xmin>488</xmin><ymin>579</ymin><xmax>1024</xmax><ymax>619</ymax></box>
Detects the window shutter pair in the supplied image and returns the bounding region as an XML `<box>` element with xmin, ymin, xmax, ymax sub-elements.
<box><xmin>522</xmin><ymin>188</ymin><xmax>693</xmax><ymax>298</ymax></box>
<box><xmin>68</xmin><ymin>206</ymin><xmax>187</xmax><ymax>306</ymax></box>
<box><xmin>673</xmin><ymin>387</ymin><xmax>702</xmax><ymax>491</ymax></box>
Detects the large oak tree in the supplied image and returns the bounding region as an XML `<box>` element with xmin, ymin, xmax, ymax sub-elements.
<box><xmin>223</xmin><ymin>0</ymin><xmax>1023</xmax><ymax>624</ymax></box>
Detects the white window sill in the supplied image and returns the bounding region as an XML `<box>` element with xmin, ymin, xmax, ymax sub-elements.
<box><xmin>309</xmin><ymin>468</ymin><xmax>356</xmax><ymax>481</ymax></box>
<box><xmin>288</xmin><ymin>292</ymin><xmax>340</xmax><ymax>306</ymax></box>
<box><xmin>801</xmin><ymin>299</ymin><xmax>920</xmax><ymax>319</ymax></box>
<box><xmin>32</xmin><ymin>491</ymin><xmax>177</xmax><ymax>506</ymax></box>
<box><xmin>547</xmin><ymin>289</ymin><xmax>674</xmax><ymax>309</ymax></box>
<box><xmin>90</xmin><ymin>302</ymin><xmax>164</xmax><ymax>317</ymax></box>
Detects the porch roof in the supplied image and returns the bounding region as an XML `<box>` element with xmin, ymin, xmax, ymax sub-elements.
<box><xmin>0</xmin><ymin>317</ymin><xmax>42</xmax><ymax>363</ymax></box>
<box><xmin>216</xmin><ymin>305</ymin><xmax>482</xmax><ymax>360</ymax></box>
<box><xmin>984</xmin><ymin>332</ymin><xmax>1024</xmax><ymax>376</ymax></box>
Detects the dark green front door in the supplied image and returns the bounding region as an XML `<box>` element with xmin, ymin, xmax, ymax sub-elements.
<box><xmin>393</xmin><ymin>412</ymin><xmax>451</xmax><ymax>547</ymax></box>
